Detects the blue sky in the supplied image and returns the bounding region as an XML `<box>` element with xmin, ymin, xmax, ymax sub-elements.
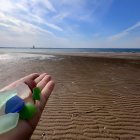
<box><xmin>0</xmin><ymin>0</ymin><xmax>140</xmax><ymax>48</ymax></box>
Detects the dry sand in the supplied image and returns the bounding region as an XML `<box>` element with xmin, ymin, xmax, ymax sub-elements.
<box><xmin>0</xmin><ymin>53</ymin><xmax>140</xmax><ymax>139</ymax></box>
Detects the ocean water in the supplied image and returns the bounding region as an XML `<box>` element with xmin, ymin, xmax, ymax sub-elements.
<box><xmin>0</xmin><ymin>48</ymin><xmax>140</xmax><ymax>53</ymax></box>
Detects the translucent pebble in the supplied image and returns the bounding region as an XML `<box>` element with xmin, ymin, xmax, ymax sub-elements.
<box><xmin>0</xmin><ymin>113</ymin><xmax>19</xmax><ymax>134</ymax></box>
<box><xmin>19</xmin><ymin>103</ymin><xmax>37</xmax><ymax>120</ymax></box>
<box><xmin>33</xmin><ymin>87</ymin><xmax>41</xmax><ymax>100</ymax></box>
<box><xmin>16</xmin><ymin>83</ymin><xmax>34</xmax><ymax>104</ymax></box>
<box><xmin>0</xmin><ymin>90</ymin><xmax>17</xmax><ymax>115</ymax></box>
<box><xmin>0</xmin><ymin>105</ymin><xmax>6</xmax><ymax>116</ymax></box>
<box><xmin>5</xmin><ymin>96</ymin><xmax>25</xmax><ymax>114</ymax></box>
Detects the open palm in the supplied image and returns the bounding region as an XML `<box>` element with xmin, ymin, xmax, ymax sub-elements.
<box><xmin>0</xmin><ymin>73</ymin><xmax>55</xmax><ymax>140</ymax></box>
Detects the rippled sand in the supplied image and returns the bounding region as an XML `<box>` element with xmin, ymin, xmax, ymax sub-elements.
<box><xmin>0</xmin><ymin>53</ymin><xmax>140</xmax><ymax>139</ymax></box>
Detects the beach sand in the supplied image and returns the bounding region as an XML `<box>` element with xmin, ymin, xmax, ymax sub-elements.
<box><xmin>0</xmin><ymin>53</ymin><xmax>140</xmax><ymax>139</ymax></box>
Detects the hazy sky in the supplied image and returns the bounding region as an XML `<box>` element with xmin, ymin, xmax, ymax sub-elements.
<box><xmin>0</xmin><ymin>0</ymin><xmax>140</xmax><ymax>48</ymax></box>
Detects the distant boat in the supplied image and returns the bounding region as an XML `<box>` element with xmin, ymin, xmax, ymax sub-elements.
<box><xmin>32</xmin><ymin>45</ymin><xmax>35</xmax><ymax>49</ymax></box>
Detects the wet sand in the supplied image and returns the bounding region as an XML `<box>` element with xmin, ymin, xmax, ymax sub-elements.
<box><xmin>0</xmin><ymin>53</ymin><xmax>140</xmax><ymax>139</ymax></box>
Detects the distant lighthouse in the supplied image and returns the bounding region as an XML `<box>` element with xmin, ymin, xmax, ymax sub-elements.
<box><xmin>32</xmin><ymin>45</ymin><xmax>35</xmax><ymax>49</ymax></box>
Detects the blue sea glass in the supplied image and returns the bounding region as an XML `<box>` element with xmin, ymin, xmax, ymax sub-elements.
<box><xmin>5</xmin><ymin>96</ymin><xmax>25</xmax><ymax>114</ymax></box>
<box><xmin>0</xmin><ymin>90</ymin><xmax>17</xmax><ymax>115</ymax></box>
<box><xmin>0</xmin><ymin>113</ymin><xmax>19</xmax><ymax>134</ymax></box>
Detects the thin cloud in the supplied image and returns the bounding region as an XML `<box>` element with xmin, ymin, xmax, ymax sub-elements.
<box><xmin>51</xmin><ymin>0</ymin><xmax>113</xmax><ymax>21</ymax></box>
<box><xmin>0</xmin><ymin>0</ymin><xmax>62</xmax><ymax>32</ymax></box>
<box><xmin>53</xmin><ymin>12</ymin><xmax>70</xmax><ymax>21</ymax></box>
<box><xmin>0</xmin><ymin>12</ymin><xmax>53</xmax><ymax>35</ymax></box>
<box><xmin>108</xmin><ymin>22</ymin><xmax>140</xmax><ymax>41</ymax></box>
<box><xmin>43</xmin><ymin>0</ymin><xmax>57</xmax><ymax>12</ymax></box>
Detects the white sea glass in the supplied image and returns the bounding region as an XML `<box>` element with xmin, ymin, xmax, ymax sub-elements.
<box><xmin>16</xmin><ymin>83</ymin><xmax>34</xmax><ymax>104</ymax></box>
<box><xmin>0</xmin><ymin>90</ymin><xmax>17</xmax><ymax>115</ymax></box>
<box><xmin>0</xmin><ymin>113</ymin><xmax>19</xmax><ymax>134</ymax></box>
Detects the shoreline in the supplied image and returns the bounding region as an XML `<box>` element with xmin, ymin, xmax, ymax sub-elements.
<box><xmin>40</xmin><ymin>52</ymin><xmax>140</xmax><ymax>60</ymax></box>
<box><xmin>0</xmin><ymin>51</ymin><xmax>140</xmax><ymax>61</ymax></box>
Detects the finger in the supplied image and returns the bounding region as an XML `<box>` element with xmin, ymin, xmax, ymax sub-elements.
<box><xmin>19</xmin><ymin>73</ymin><xmax>39</xmax><ymax>90</ymax></box>
<box><xmin>20</xmin><ymin>73</ymin><xmax>39</xmax><ymax>82</ymax></box>
<box><xmin>34</xmin><ymin>73</ymin><xmax>47</xmax><ymax>84</ymax></box>
<box><xmin>27</xmin><ymin>81</ymin><xmax>55</xmax><ymax>130</ymax></box>
<box><xmin>24</xmin><ymin>79</ymin><xmax>36</xmax><ymax>90</ymax></box>
<box><xmin>36</xmin><ymin>75</ymin><xmax>51</xmax><ymax>90</ymax></box>
<box><xmin>38</xmin><ymin>80</ymin><xmax>55</xmax><ymax>111</ymax></box>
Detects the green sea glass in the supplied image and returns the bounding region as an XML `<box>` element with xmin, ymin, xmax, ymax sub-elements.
<box><xmin>19</xmin><ymin>103</ymin><xmax>37</xmax><ymax>120</ymax></box>
<box><xmin>0</xmin><ymin>90</ymin><xmax>17</xmax><ymax>115</ymax></box>
<box><xmin>0</xmin><ymin>113</ymin><xmax>19</xmax><ymax>134</ymax></box>
<box><xmin>33</xmin><ymin>87</ymin><xmax>41</xmax><ymax>100</ymax></box>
